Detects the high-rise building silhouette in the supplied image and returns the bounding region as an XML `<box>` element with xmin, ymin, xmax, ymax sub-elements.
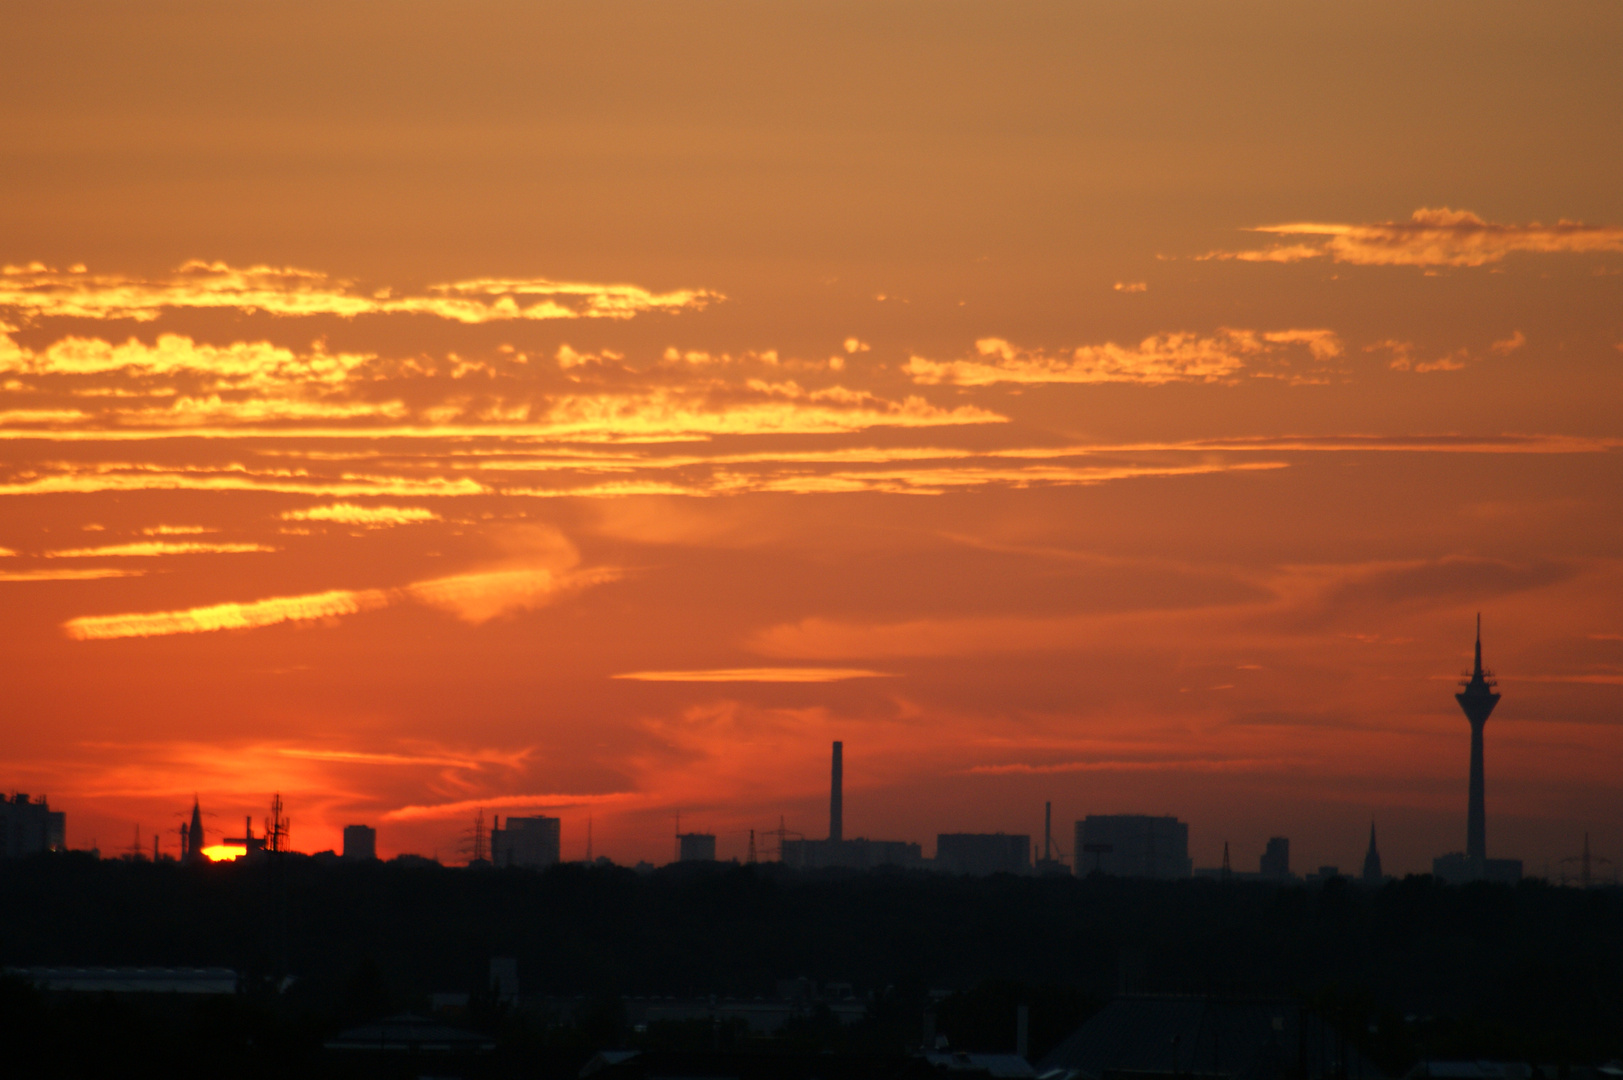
<box><xmin>490</xmin><ymin>815</ymin><xmax>560</xmax><ymax>868</ymax></box>
<box><xmin>1260</xmin><ymin>837</ymin><xmax>1290</xmax><ymax>879</ymax></box>
<box><xmin>342</xmin><ymin>824</ymin><xmax>377</xmax><ymax>861</ymax></box>
<box><xmin>678</xmin><ymin>833</ymin><xmax>717</xmax><ymax>862</ymax></box>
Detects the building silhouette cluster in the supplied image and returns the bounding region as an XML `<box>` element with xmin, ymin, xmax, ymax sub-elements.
<box><xmin>0</xmin><ymin>622</ymin><xmax>1558</xmax><ymax>883</ymax></box>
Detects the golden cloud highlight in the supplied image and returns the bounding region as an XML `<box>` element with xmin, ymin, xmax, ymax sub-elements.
<box><xmin>0</xmin><ymin>466</ymin><xmax>488</xmax><ymax>499</ymax></box>
<box><xmin>383</xmin><ymin>791</ymin><xmax>637</xmax><ymax>822</ymax></box>
<box><xmin>64</xmin><ymin>587</ymin><xmax>389</xmax><ymax>640</ymax></box>
<box><xmin>612</xmin><ymin>667</ymin><xmax>896</xmax><ymax>682</ymax></box>
<box><xmin>0</xmin><ymin>568</ymin><xmax>149</xmax><ymax>582</ymax></box>
<box><xmin>44</xmin><ymin>541</ymin><xmax>275</xmax><ymax>558</ymax></box>
<box><xmin>0</xmin><ymin>261</ymin><xmax>720</xmax><ymax>323</ymax></box>
<box><xmin>281</xmin><ymin>503</ymin><xmax>441</xmax><ymax>527</ymax></box>
<box><xmin>904</xmin><ymin>330</ymin><xmax>1342</xmax><ymax>386</ymax></box>
<box><xmin>1</xmin><ymin>328</ymin><xmax>1000</xmax><ymax>441</ymax></box>
<box><xmin>61</xmin><ymin>526</ymin><xmax>614</xmax><ymax>638</ymax></box>
<box><xmin>1202</xmin><ymin>208</ymin><xmax>1623</xmax><ymax>267</ymax></box>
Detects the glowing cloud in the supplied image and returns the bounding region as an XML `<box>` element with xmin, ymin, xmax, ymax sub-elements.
<box><xmin>904</xmin><ymin>330</ymin><xmax>1342</xmax><ymax>386</ymax></box>
<box><xmin>1202</xmin><ymin>208</ymin><xmax>1623</xmax><ymax>267</ymax></box>
<box><xmin>2</xmin><ymin>333</ymin><xmax>373</xmax><ymax>384</ymax></box>
<box><xmin>612</xmin><ymin>667</ymin><xmax>896</xmax><ymax>682</ymax></box>
<box><xmin>382</xmin><ymin>791</ymin><xmax>637</xmax><ymax>822</ymax></box>
<box><xmin>0</xmin><ymin>466</ymin><xmax>488</xmax><ymax>499</ymax></box>
<box><xmin>0</xmin><ymin>261</ymin><xmax>721</xmax><ymax>323</ymax></box>
<box><xmin>281</xmin><ymin>503</ymin><xmax>441</xmax><ymax>527</ymax></box>
<box><xmin>407</xmin><ymin>566</ymin><xmax>619</xmax><ymax>624</ymax></box>
<box><xmin>61</xmin><ymin>526</ymin><xmax>614</xmax><ymax>638</ymax></box>
<box><xmin>0</xmin><ymin>568</ymin><xmax>149</xmax><ymax>582</ymax></box>
<box><xmin>44</xmin><ymin>541</ymin><xmax>275</xmax><ymax>558</ymax></box>
<box><xmin>64</xmin><ymin>587</ymin><xmax>390</xmax><ymax>640</ymax></box>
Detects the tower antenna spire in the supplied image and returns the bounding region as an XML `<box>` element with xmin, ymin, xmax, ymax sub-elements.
<box><xmin>1457</xmin><ymin>615</ymin><xmax>1500</xmax><ymax>864</ymax></box>
<box><xmin>1474</xmin><ymin>612</ymin><xmax>1483</xmax><ymax>675</ymax></box>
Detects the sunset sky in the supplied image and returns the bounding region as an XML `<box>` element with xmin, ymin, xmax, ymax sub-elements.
<box><xmin>3</xmin><ymin>2</ymin><xmax>1621</xmax><ymax>875</ymax></box>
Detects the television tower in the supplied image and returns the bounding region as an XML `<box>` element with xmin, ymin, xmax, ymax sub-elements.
<box><xmin>1456</xmin><ymin>614</ymin><xmax>1500</xmax><ymax>863</ymax></box>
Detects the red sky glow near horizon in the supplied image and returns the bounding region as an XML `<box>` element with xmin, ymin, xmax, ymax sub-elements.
<box><xmin>3</xmin><ymin>2</ymin><xmax>1621</xmax><ymax>879</ymax></box>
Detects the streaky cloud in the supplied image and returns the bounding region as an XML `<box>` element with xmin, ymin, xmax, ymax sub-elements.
<box><xmin>1</xmin><ymin>567</ymin><xmax>149</xmax><ymax>582</ymax></box>
<box><xmin>60</xmin><ymin>528</ymin><xmax>615</xmax><ymax>638</ymax></box>
<box><xmin>0</xmin><ymin>261</ymin><xmax>720</xmax><ymax>323</ymax></box>
<box><xmin>904</xmin><ymin>330</ymin><xmax>1342</xmax><ymax>386</ymax></box>
<box><xmin>612</xmin><ymin>667</ymin><xmax>896</xmax><ymax>682</ymax></box>
<box><xmin>383</xmin><ymin>791</ymin><xmax>637</xmax><ymax>822</ymax></box>
<box><xmin>1202</xmin><ymin>207</ymin><xmax>1623</xmax><ymax>267</ymax></box>
<box><xmin>64</xmin><ymin>587</ymin><xmax>390</xmax><ymax>640</ymax></box>
<box><xmin>282</xmin><ymin>503</ymin><xmax>441</xmax><ymax>527</ymax></box>
<box><xmin>965</xmin><ymin>757</ymin><xmax>1308</xmax><ymax>775</ymax></box>
<box><xmin>44</xmin><ymin>540</ymin><xmax>275</xmax><ymax>558</ymax></box>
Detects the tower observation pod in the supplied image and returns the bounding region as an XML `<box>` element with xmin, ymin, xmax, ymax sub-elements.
<box><xmin>1456</xmin><ymin>614</ymin><xmax>1500</xmax><ymax>862</ymax></box>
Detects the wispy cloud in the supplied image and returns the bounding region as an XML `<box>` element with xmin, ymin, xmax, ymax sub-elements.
<box><xmin>275</xmin><ymin>746</ymin><xmax>525</xmax><ymax>770</ymax></box>
<box><xmin>1371</xmin><ymin>330</ymin><xmax>1526</xmax><ymax>372</ymax></box>
<box><xmin>1199</xmin><ymin>208</ymin><xmax>1623</xmax><ymax>267</ymax></box>
<box><xmin>904</xmin><ymin>330</ymin><xmax>1342</xmax><ymax>386</ymax></box>
<box><xmin>281</xmin><ymin>503</ymin><xmax>441</xmax><ymax>527</ymax></box>
<box><xmin>44</xmin><ymin>540</ymin><xmax>275</xmax><ymax>558</ymax></box>
<box><xmin>612</xmin><ymin>667</ymin><xmax>895</xmax><ymax>682</ymax></box>
<box><xmin>1</xmin><ymin>329</ymin><xmax>1002</xmax><ymax>440</ymax></box>
<box><xmin>0</xmin><ymin>567</ymin><xmax>149</xmax><ymax>582</ymax></box>
<box><xmin>64</xmin><ymin>587</ymin><xmax>389</xmax><ymax>639</ymax></box>
<box><xmin>965</xmin><ymin>757</ymin><xmax>1308</xmax><ymax>775</ymax></box>
<box><xmin>383</xmin><ymin>791</ymin><xmax>637</xmax><ymax>822</ymax></box>
<box><xmin>61</xmin><ymin>526</ymin><xmax>615</xmax><ymax>639</ymax></box>
<box><xmin>0</xmin><ymin>261</ymin><xmax>721</xmax><ymax>323</ymax></box>
<box><xmin>0</xmin><ymin>464</ymin><xmax>489</xmax><ymax>499</ymax></box>
<box><xmin>1517</xmin><ymin>674</ymin><xmax>1623</xmax><ymax>687</ymax></box>
<box><xmin>3</xmin><ymin>332</ymin><xmax>373</xmax><ymax>384</ymax></box>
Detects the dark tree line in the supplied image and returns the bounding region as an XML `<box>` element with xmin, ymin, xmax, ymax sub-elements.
<box><xmin>1</xmin><ymin>852</ymin><xmax>1620</xmax><ymax>1076</ymax></box>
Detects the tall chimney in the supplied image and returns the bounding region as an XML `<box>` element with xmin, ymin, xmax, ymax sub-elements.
<box><xmin>830</xmin><ymin>741</ymin><xmax>843</xmax><ymax>842</ymax></box>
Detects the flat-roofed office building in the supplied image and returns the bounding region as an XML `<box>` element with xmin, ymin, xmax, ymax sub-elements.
<box><xmin>1075</xmin><ymin>815</ymin><xmax>1192</xmax><ymax>879</ymax></box>
<box><xmin>342</xmin><ymin>824</ymin><xmax>377</xmax><ymax>861</ymax></box>
<box><xmin>491</xmin><ymin>815</ymin><xmax>560</xmax><ymax>869</ymax></box>
<box><xmin>936</xmin><ymin>833</ymin><xmax>1031</xmax><ymax>876</ymax></box>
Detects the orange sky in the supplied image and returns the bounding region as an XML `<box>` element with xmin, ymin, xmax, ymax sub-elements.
<box><xmin>3</xmin><ymin>2</ymin><xmax>1621</xmax><ymax>876</ymax></box>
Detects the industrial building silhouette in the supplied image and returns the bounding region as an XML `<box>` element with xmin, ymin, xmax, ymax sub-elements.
<box><xmin>780</xmin><ymin>742</ymin><xmax>924</xmax><ymax>869</ymax></box>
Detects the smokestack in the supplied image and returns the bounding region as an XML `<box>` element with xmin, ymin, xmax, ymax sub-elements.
<box><xmin>1044</xmin><ymin>801</ymin><xmax>1052</xmax><ymax>862</ymax></box>
<box><xmin>830</xmin><ymin>741</ymin><xmax>843</xmax><ymax>842</ymax></box>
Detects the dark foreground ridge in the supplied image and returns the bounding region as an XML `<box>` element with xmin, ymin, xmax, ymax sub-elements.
<box><xmin>2</xmin><ymin>854</ymin><xmax>1621</xmax><ymax>1078</ymax></box>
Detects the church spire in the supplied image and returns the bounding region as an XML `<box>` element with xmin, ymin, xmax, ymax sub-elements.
<box><xmin>185</xmin><ymin>795</ymin><xmax>205</xmax><ymax>865</ymax></box>
<box><xmin>1362</xmin><ymin>820</ymin><xmax>1383</xmax><ymax>885</ymax></box>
